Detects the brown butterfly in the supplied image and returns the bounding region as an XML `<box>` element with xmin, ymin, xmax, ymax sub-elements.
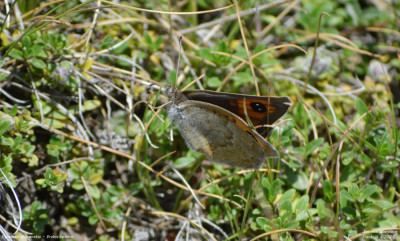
<box><xmin>165</xmin><ymin>86</ymin><xmax>291</xmax><ymax>169</ymax></box>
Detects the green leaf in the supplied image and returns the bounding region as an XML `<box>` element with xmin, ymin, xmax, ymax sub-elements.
<box><xmin>1</xmin><ymin>136</ymin><xmax>14</xmax><ymax>146</ymax></box>
<box><xmin>8</xmin><ymin>49</ymin><xmax>24</xmax><ymax>60</ymax></box>
<box><xmin>89</xmin><ymin>173</ymin><xmax>103</xmax><ymax>185</ymax></box>
<box><xmin>33</xmin><ymin>220</ymin><xmax>46</xmax><ymax>234</ymax></box>
<box><xmin>295</xmin><ymin>195</ymin><xmax>309</xmax><ymax>213</ymax></box>
<box><xmin>280</xmin><ymin>200</ymin><xmax>293</xmax><ymax>221</ymax></box>
<box><xmin>144</xmin><ymin>33</ymin><xmax>153</xmax><ymax>50</ymax></box>
<box><xmin>0</xmin><ymin>119</ymin><xmax>11</xmax><ymax>135</ymax></box>
<box><xmin>279</xmin><ymin>189</ymin><xmax>295</xmax><ymax>204</ymax></box>
<box><xmin>374</xmin><ymin>200</ymin><xmax>395</xmax><ymax>210</ymax></box>
<box><xmin>174</xmin><ymin>156</ymin><xmax>196</xmax><ymax>169</ymax></box>
<box><xmin>231</xmin><ymin>71</ymin><xmax>253</xmax><ymax>88</ymax></box>
<box><xmin>321</xmin><ymin>226</ymin><xmax>338</xmax><ymax>239</ymax></box>
<box><xmin>128</xmin><ymin>183</ymin><xmax>144</xmax><ymax>196</ymax></box>
<box><xmin>262</xmin><ymin>178</ymin><xmax>281</xmax><ymax>203</ymax></box>
<box><xmin>10</xmin><ymin>105</ymin><xmax>18</xmax><ymax>116</ymax></box>
<box><xmin>0</xmin><ymin>72</ymin><xmax>8</xmax><ymax>81</ymax></box>
<box><xmin>256</xmin><ymin>217</ymin><xmax>273</xmax><ymax>232</ymax></box>
<box><xmin>380</xmin><ymin>160</ymin><xmax>399</xmax><ymax>169</ymax></box>
<box><xmin>341</xmin><ymin>203</ymin><xmax>356</xmax><ymax>220</ymax></box>
<box><xmin>341</xmin><ymin>149</ymin><xmax>355</xmax><ymax>165</ymax></box>
<box><xmin>375</xmin><ymin>133</ymin><xmax>392</xmax><ymax>156</ymax></box>
<box><xmin>81</xmin><ymin>100</ymin><xmax>102</xmax><ymax>112</ymax></box>
<box><xmin>154</xmin><ymin>36</ymin><xmax>163</xmax><ymax>50</ymax></box>
<box><xmin>349</xmin><ymin>183</ymin><xmax>360</xmax><ymax>199</ymax></box>
<box><xmin>30</xmin><ymin>201</ymin><xmax>41</xmax><ymax>212</ymax></box>
<box><xmin>305</xmin><ymin>138</ymin><xmax>323</xmax><ymax>156</ymax></box>
<box><xmin>286</xmin><ymin>168</ymin><xmax>309</xmax><ymax>190</ymax></box>
<box><xmin>340</xmin><ymin>190</ymin><xmax>356</xmax><ymax>203</ymax></box>
<box><xmin>323</xmin><ymin>180</ymin><xmax>334</xmax><ymax>201</ymax></box>
<box><xmin>1</xmin><ymin>154</ymin><xmax>12</xmax><ymax>167</ymax></box>
<box><xmin>28</xmin><ymin>44</ymin><xmax>46</xmax><ymax>58</ymax></box>
<box><xmin>359</xmin><ymin>153</ymin><xmax>372</xmax><ymax>165</ymax></box>
<box><xmin>46</xmin><ymin>145</ymin><xmax>60</xmax><ymax>157</ymax></box>
<box><xmin>340</xmin><ymin>220</ymin><xmax>352</xmax><ymax>230</ymax></box>
<box><xmin>45</xmin><ymin>168</ymin><xmax>54</xmax><ymax>180</ymax></box>
<box><xmin>71</xmin><ymin>181</ymin><xmax>84</xmax><ymax>190</ymax></box>
<box><xmin>355</xmin><ymin>98</ymin><xmax>368</xmax><ymax>115</ymax></box>
<box><xmin>296</xmin><ymin>208</ymin><xmax>317</xmax><ymax>221</ymax></box>
<box><xmin>48</xmin><ymin>110</ymin><xmax>68</xmax><ymax>120</ymax></box>
<box><xmin>207</xmin><ymin>76</ymin><xmax>221</xmax><ymax>88</ymax></box>
<box><xmin>292</xmin><ymin>171</ymin><xmax>308</xmax><ymax>190</ymax></box>
<box><xmin>35</xmin><ymin>178</ymin><xmax>46</xmax><ymax>185</ymax></box>
<box><xmin>359</xmin><ymin>184</ymin><xmax>382</xmax><ymax>202</ymax></box>
<box><xmin>33</xmin><ymin>99</ymin><xmax>52</xmax><ymax>115</ymax></box>
<box><xmin>22</xmin><ymin>36</ymin><xmax>32</xmax><ymax>48</ymax></box>
<box><xmin>197</xmin><ymin>48</ymin><xmax>213</xmax><ymax>61</ymax></box>
<box><xmin>29</xmin><ymin>57</ymin><xmax>47</xmax><ymax>69</ymax></box>
<box><xmin>87</xmin><ymin>184</ymin><xmax>101</xmax><ymax>200</ymax></box>
<box><xmin>44</xmin><ymin>118</ymin><xmax>64</xmax><ymax>129</ymax></box>
<box><xmin>52</xmin><ymin>184</ymin><xmax>63</xmax><ymax>193</ymax></box>
<box><xmin>316</xmin><ymin>201</ymin><xmax>334</xmax><ymax>219</ymax></box>
<box><xmin>283</xmin><ymin>220</ymin><xmax>299</xmax><ymax>229</ymax></box>
<box><xmin>88</xmin><ymin>215</ymin><xmax>98</xmax><ymax>225</ymax></box>
<box><xmin>362</xmin><ymin>203</ymin><xmax>380</xmax><ymax>215</ymax></box>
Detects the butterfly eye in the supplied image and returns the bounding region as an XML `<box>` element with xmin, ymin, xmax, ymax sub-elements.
<box><xmin>250</xmin><ymin>102</ymin><xmax>267</xmax><ymax>113</ymax></box>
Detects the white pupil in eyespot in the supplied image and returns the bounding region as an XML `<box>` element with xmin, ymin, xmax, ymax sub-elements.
<box><xmin>250</xmin><ymin>102</ymin><xmax>266</xmax><ymax>113</ymax></box>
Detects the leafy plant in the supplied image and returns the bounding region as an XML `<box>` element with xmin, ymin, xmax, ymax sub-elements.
<box><xmin>35</xmin><ymin>168</ymin><xmax>67</xmax><ymax>193</ymax></box>
<box><xmin>0</xmin><ymin>0</ymin><xmax>399</xmax><ymax>240</ymax></box>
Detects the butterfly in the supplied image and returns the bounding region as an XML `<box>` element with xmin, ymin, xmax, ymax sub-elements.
<box><xmin>165</xmin><ymin>86</ymin><xmax>291</xmax><ymax>169</ymax></box>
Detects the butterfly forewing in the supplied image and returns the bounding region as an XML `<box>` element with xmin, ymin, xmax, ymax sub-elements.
<box><xmin>183</xmin><ymin>90</ymin><xmax>291</xmax><ymax>137</ymax></box>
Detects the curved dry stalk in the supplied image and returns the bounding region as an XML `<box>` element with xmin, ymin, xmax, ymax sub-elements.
<box><xmin>257</xmin><ymin>0</ymin><xmax>301</xmax><ymax>39</ymax></box>
<box><xmin>133</xmin><ymin>112</ymin><xmax>159</xmax><ymax>149</ymax></box>
<box><xmin>81</xmin><ymin>176</ymin><xmax>107</xmax><ymax>230</ymax></box>
<box><xmin>272</xmin><ymin>74</ymin><xmax>337</xmax><ymax>124</ymax></box>
<box><xmin>0</xmin><ymin>168</ymin><xmax>22</xmax><ymax>235</ymax></box>
<box><xmin>120</xmin><ymin>207</ymin><xmax>131</xmax><ymax>241</ymax></box>
<box><xmin>0</xmin><ymin>88</ymin><xmax>30</xmax><ymax>104</ymax></box>
<box><xmin>250</xmin><ymin>228</ymin><xmax>318</xmax><ymax>241</ymax></box>
<box><xmin>92</xmin><ymin>61</ymin><xmax>162</xmax><ymax>87</ymax></box>
<box><xmin>102</xmin><ymin>0</ymin><xmax>233</xmax><ymax>15</ymax></box>
<box><xmin>367</xmin><ymin>27</ymin><xmax>400</xmax><ymax>37</ymax></box>
<box><xmin>96</xmin><ymin>32</ymin><xmax>136</xmax><ymax>54</ymax></box>
<box><xmin>200</xmin><ymin>217</ymin><xmax>229</xmax><ymax>239</ymax></box>
<box><xmin>322</xmin><ymin>76</ymin><xmax>365</xmax><ymax>98</ymax></box>
<box><xmin>288</xmin><ymin>30</ymin><xmax>383</xmax><ymax>59</ymax></box>
<box><xmin>150</xmin><ymin>210</ymin><xmax>218</xmax><ymax>241</ymax></box>
<box><xmin>302</xmin><ymin>12</ymin><xmax>330</xmax><ymax>95</ymax></box>
<box><xmin>233</xmin><ymin>0</ymin><xmax>259</xmax><ymax>95</ymax></box>
<box><xmin>169</xmin><ymin>164</ymin><xmax>205</xmax><ymax>209</ymax></box>
<box><xmin>83</xmin><ymin>0</ymin><xmax>101</xmax><ymax>51</ymax></box>
<box><xmin>20</xmin><ymin>0</ymin><xmax>65</xmax><ymax>20</ymax></box>
<box><xmin>76</xmin><ymin>73</ymin><xmax>95</xmax><ymax>142</ymax></box>
<box><xmin>178</xmin><ymin>0</ymin><xmax>292</xmax><ymax>35</ymax></box>
<box><xmin>215</xmin><ymin>44</ymin><xmax>306</xmax><ymax>92</ymax></box>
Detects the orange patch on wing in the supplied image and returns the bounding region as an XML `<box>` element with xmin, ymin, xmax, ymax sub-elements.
<box><xmin>234</xmin><ymin>99</ymin><xmax>276</xmax><ymax>125</ymax></box>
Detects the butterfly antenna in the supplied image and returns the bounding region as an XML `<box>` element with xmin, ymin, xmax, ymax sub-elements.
<box><xmin>168</xmin><ymin>36</ymin><xmax>182</xmax><ymax>141</ymax></box>
<box><xmin>174</xmin><ymin>36</ymin><xmax>183</xmax><ymax>87</ymax></box>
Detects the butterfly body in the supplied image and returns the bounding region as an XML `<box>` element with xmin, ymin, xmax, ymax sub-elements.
<box><xmin>165</xmin><ymin>86</ymin><xmax>291</xmax><ymax>169</ymax></box>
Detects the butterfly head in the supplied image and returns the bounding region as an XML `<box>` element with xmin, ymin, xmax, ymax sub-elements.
<box><xmin>164</xmin><ymin>85</ymin><xmax>187</xmax><ymax>104</ymax></box>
